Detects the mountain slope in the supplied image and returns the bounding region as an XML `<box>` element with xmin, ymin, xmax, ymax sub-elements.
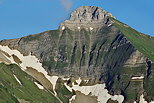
<box><xmin>113</xmin><ymin>18</ymin><xmax>154</xmax><ymax>62</ymax></box>
<box><xmin>0</xmin><ymin>6</ymin><xmax>154</xmax><ymax>103</ymax></box>
<box><xmin>0</xmin><ymin>63</ymin><xmax>59</xmax><ymax>103</ymax></box>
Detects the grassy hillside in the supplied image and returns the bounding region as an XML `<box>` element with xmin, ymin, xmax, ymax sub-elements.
<box><xmin>0</xmin><ymin>63</ymin><xmax>59</xmax><ymax>103</ymax></box>
<box><xmin>113</xmin><ymin>18</ymin><xmax>154</xmax><ymax>62</ymax></box>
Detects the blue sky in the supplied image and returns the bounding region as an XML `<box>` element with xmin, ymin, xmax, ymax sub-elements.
<box><xmin>0</xmin><ymin>0</ymin><xmax>154</xmax><ymax>40</ymax></box>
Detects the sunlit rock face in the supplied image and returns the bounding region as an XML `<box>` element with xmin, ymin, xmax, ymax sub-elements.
<box><xmin>61</xmin><ymin>6</ymin><xmax>114</xmax><ymax>30</ymax></box>
<box><xmin>124</xmin><ymin>50</ymin><xmax>147</xmax><ymax>67</ymax></box>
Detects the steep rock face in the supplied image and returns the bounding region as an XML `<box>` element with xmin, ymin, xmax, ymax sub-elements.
<box><xmin>61</xmin><ymin>6</ymin><xmax>113</xmax><ymax>30</ymax></box>
<box><xmin>124</xmin><ymin>50</ymin><xmax>147</xmax><ymax>67</ymax></box>
<box><xmin>0</xmin><ymin>6</ymin><xmax>154</xmax><ymax>103</ymax></box>
<box><xmin>0</xmin><ymin>26</ymin><xmax>137</xmax><ymax>78</ymax></box>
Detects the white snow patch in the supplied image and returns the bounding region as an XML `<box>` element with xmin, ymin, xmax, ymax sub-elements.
<box><xmin>0</xmin><ymin>45</ymin><xmax>59</xmax><ymax>95</ymax></box>
<box><xmin>62</xmin><ymin>77</ymin><xmax>70</xmax><ymax>81</ymax></box>
<box><xmin>111</xmin><ymin>95</ymin><xmax>124</xmax><ymax>103</ymax></box>
<box><xmin>139</xmin><ymin>94</ymin><xmax>147</xmax><ymax>103</ymax></box>
<box><xmin>108</xmin><ymin>24</ymin><xmax>112</xmax><ymax>27</ymax></box>
<box><xmin>84</xmin><ymin>80</ymin><xmax>89</xmax><ymax>83</ymax></box>
<box><xmin>0</xmin><ymin>51</ymin><xmax>11</xmax><ymax>64</ymax></box>
<box><xmin>34</xmin><ymin>82</ymin><xmax>44</xmax><ymax>90</ymax></box>
<box><xmin>76</xmin><ymin>77</ymin><xmax>82</xmax><ymax>85</ymax></box>
<box><xmin>69</xmin><ymin>95</ymin><xmax>76</xmax><ymax>103</ymax></box>
<box><xmin>62</xmin><ymin>26</ymin><xmax>65</xmax><ymax>30</ymax></box>
<box><xmin>77</xmin><ymin>27</ymin><xmax>81</xmax><ymax>30</ymax></box>
<box><xmin>137</xmin><ymin>94</ymin><xmax>154</xmax><ymax>103</ymax></box>
<box><xmin>64</xmin><ymin>82</ymin><xmax>124</xmax><ymax>103</ymax></box>
<box><xmin>132</xmin><ymin>76</ymin><xmax>144</xmax><ymax>80</ymax></box>
<box><xmin>13</xmin><ymin>74</ymin><xmax>22</xmax><ymax>85</ymax></box>
<box><xmin>54</xmin><ymin>57</ymin><xmax>58</xmax><ymax>62</ymax></box>
<box><xmin>90</xmin><ymin>27</ymin><xmax>93</xmax><ymax>31</ymax></box>
<box><xmin>50</xmin><ymin>76</ymin><xmax>59</xmax><ymax>95</ymax></box>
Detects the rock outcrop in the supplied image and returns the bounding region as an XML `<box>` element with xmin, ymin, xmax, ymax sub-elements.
<box><xmin>61</xmin><ymin>6</ymin><xmax>114</xmax><ymax>30</ymax></box>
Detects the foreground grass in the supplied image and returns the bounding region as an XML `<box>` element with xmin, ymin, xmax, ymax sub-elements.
<box><xmin>0</xmin><ymin>63</ymin><xmax>59</xmax><ymax>103</ymax></box>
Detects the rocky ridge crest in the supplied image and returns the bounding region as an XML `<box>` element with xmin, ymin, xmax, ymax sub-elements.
<box><xmin>61</xmin><ymin>6</ymin><xmax>114</xmax><ymax>30</ymax></box>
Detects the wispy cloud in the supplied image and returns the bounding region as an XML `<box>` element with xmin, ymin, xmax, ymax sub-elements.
<box><xmin>60</xmin><ymin>0</ymin><xmax>72</xmax><ymax>11</ymax></box>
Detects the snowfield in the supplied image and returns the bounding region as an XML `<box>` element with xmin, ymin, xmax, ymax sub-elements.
<box><xmin>64</xmin><ymin>78</ymin><xmax>124</xmax><ymax>103</ymax></box>
<box><xmin>34</xmin><ymin>82</ymin><xmax>44</xmax><ymax>90</ymax></box>
<box><xmin>0</xmin><ymin>45</ymin><xmax>58</xmax><ymax>95</ymax></box>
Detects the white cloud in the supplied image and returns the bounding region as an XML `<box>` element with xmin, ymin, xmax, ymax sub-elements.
<box><xmin>60</xmin><ymin>0</ymin><xmax>72</xmax><ymax>11</ymax></box>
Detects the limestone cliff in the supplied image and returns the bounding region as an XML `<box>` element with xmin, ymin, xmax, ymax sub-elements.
<box><xmin>61</xmin><ymin>6</ymin><xmax>114</xmax><ymax>30</ymax></box>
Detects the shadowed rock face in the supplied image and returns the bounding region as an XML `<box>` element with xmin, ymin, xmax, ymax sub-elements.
<box><xmin>61</xmin><ymin>6</ymin><xmax>114</xmax><ymax>30</ymax></box>
<box><xmin>0</xmin><ymin>26</ymin><xmax>137</xmax><ymax>78</ymax></box>
<box><xmin>0</xmin><ymin>6</ymin><xmax>153</xmax><ymax>103</ymax></box>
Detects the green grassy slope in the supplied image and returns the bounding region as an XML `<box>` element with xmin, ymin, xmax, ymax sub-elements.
<box><xmin>113</xmin><ymin>18</ymin><xmax>154</xmax><ymax>62</ymax></box>
<box><xmin>56</xmin><ymin>80</ymin><xmax>73</xmax><ymax>103</ymax></box>
<box><xmin>0</xmin><ymin>63</ymin><xmax>59</xmax><ymax>103</ymax></box>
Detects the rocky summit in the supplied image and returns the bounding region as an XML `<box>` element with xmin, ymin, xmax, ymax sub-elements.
<box><xmin>0</xmin><ymin>6</ymin><xmax>154</xmax><ymax>103</ymax></box>
<box><xmin>61</xmin><ymin>6</ymin><xmax>114</xmax><ymax>30</ymax></box>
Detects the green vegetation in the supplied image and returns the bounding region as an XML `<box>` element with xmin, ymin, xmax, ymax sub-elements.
<box><xmin>56</xmin><ymin>61</ymin><xmax>69</xmax><ymax>69</ymax></box>
<box><xmin>56</xmin><ymin>80</ymin><xmax>72</xmax><ymax>103</ymax></box>
<box><xmin>144</xmin><ymin>63</ymin><xmax>154</xmax><ymax>98</ymax></box>
<box><xmin>42</xmin><ymin>56</ymin><xmax>56</xmax><ymax>70</ymax></box>
<box><xmin>23</xmin><ymin>34</ymin><xmax>41</xmax><ymax>42</ymax></box>
<box><xmin>23</xmin><ymin>30</ymin><xmax>60</xmax><ymax>42</ymax></box>
<box><xmin>0</xmin><ymin>63</ymin><xmax>59</xmax><ymax>103</ymax></box>
<box><xmin>113</xmin><ymin>18</ymin><xmax>154</xmax><ymax>62</ymax></box>
<box><xmin>125</xmin><ymin>92</ymin><xmax>137</xmax><ymax>101</ymax></box>
<box><xmin>0</xmin><ymin>85</ymin><xmax>19</xmax><ymax>103</ymax></box>
<box><xmin>110</xmin><ymin>64</ymin><xmax>147</xmax><ymax>102</ymax></box>
<box><xmin>48</xmin><ymin>30</ymin><xmax>60</xmax><ymax>39</ymax></box>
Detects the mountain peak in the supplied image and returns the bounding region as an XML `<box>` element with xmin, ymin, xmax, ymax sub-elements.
<box><xmin>69</xmin><ymin>6</ymin><xmax>113</xmax><ymax>22</ymax></box>
<box><xmin>60</xmin><ymin>6</ymin><xmax>114</xmax><ymax>30</ymax></box>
